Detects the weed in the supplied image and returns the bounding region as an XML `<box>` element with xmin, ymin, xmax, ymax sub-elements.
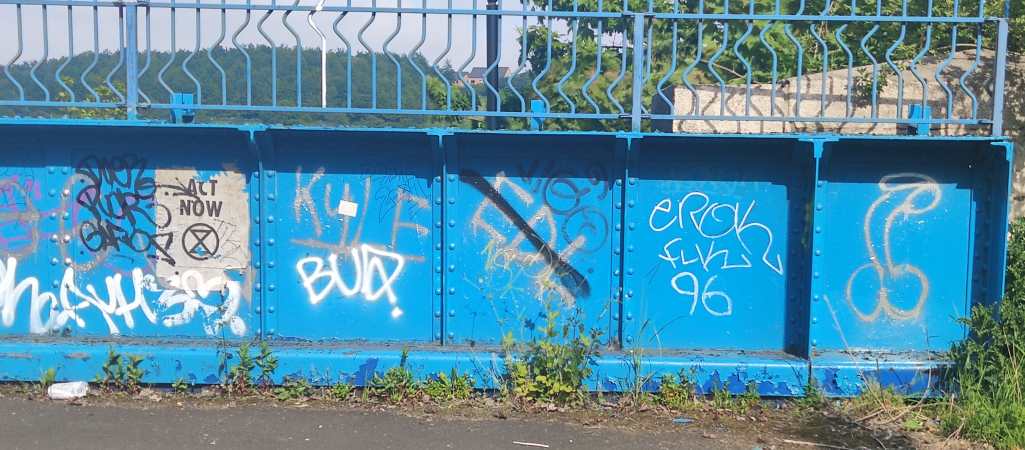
<box><xmin>796</xmin><ymin>379</ymin><xmax>827</xmax><ymax>410</ymax></box>
<box><xmin>734</xmin><ymin>382</ymin><xmax>761</xmax><ymax>413</ymax></box>
<box><xmin>938</xmin><ymin>218</ymin><xmax>1025</xmax><ymax>448</ymax></box>
<box><xmin>274</xmin><ymin>377</ymin><xmax>312</xmax><ymax>402</ymax></box>
<box><xmin>423</xmin><ymin>369</ymin><xmax>474</xmax><ymax>403</ymax></box>
<box><xmin>369</xmin><ymin>348</ymin><xmax>417</xmax><ymax>402</ymax></box>
<box><xmin>254</xmin><ymin>342</ymin><xmax>278</xmax><ymax>387</ymax></box>
<box><xmin>330</xmin><ymin>381</ymin><xmax>355</xmax><ymax>401</ymax></box>
<box><xmin>656</xmin><ymin>373</ymin><xmax>695</xmax><ymax>411</ymax></box>
<box><xmin>226</xmin><ymin>342</ymin><xmax>256</xmax><ymax>395</ymax></box>
<box><xmin>98</xmin><ymin>348</ymin><xmax>145</xmax><ymax>393</ymax></box>
<box><xmin>172</xmin><ymin>378</ymin><xmax>190</xmax><ymax>395</ymax></box>
<box><xmin>38</xmin><ymin>368</ymin><xmax>57</xmax><ymax>393</ymax></box>
<box><xmin>711</xmin><ymin>386</ymin><xmax>732</xmax><ymax>410</ymax></box>
<box><xmin>502</xmin><ymin>306</ymin><xmax>600</xmax><ymax>406</ymax></box>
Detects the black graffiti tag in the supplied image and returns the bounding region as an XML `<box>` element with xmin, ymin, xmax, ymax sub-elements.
<box><xmin>75</xmin><ymin>155</ymin><xmax>174</xmax><ymax>264</ymax></box>
<box><xmin>461</xmin><ymin>169</ymin><xmax>591</xmax><ymax>298</ymax></box>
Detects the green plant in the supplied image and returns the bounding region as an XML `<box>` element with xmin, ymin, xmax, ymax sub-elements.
<box><xmin>423</xmin><ymin>369</ymin><xmax>474</xmax><ymax>403</ymax></box>
<box><xmin>226</xmin><ymin>342</ymin><xmax>256</xmax><ymax>395</ymax></box>
<box><xmin>797</xmin><ymin>379</ymin><xmax>828</xmax><ymax>410</ymax></box>
<box><xmin>502</xmin><ymin>306</ymin><xmax>600</xmax><ymax>405</ymax></box>
<box><xmin>736</xmin><ymin>382</ymin><xmax>761</xmax><ymax>413</ymax></box>
<box><xmin>172</xmin><ymin>378</ymin><xmax>190</xmax><ymax>395</ymax></box>
<box><xmin>711</xmin><ymin>386</ymin><xmax>733</xmax><ymax>410</ymax></box>
<box><xmin>656</xmin><ymin>373</ymin><xmax>695</xmax><ymax>411</ymax></box>
<box><xmin>98</xmin><ymin>348</ymin><xmax>145</xmax><ymax>393</ymax></box>
<box><xmin>330</xmin><ymin>381</ymin><xmax>355</xmax><ymax>401</ymax></box>
<box><xmin>939</xmin><ymin>218</ymin><xmax>1025</xmax><ymax>448</ymax></box>
<box><xmin>273</xmin><ymin>377</ymin><xmax>312</xmax><ymax>402</ymax></box>
<box><xmin>254</xmin><ymin>342</ymin><xmax>278</xmax><ymax>387</ymax></box>
<box><xmin>369</xmin><ymin>348</ymin><xmax>417</xmax><ymax>403</ymax></box>
<box><xmin>39</xmin><ymin>368</ymin><xmax>57</xmax><ymax>393</ymax></box>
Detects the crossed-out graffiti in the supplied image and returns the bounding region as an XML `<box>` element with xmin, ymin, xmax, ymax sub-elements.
<box><xmin>463</xmin><ymin>161</ymin><xmax>610</xmax><ymax>305</ymax></box>
<box><xmin>650</xmin><ymin>192</ymin><xmax>784</xmax><ymax>317</ymax></box>
<box><xmin>292</xmin><ymin>168</ymin><xmax>430</xmax><ymax>318</ymax></box>
<box><xmin>0</xmin><ymin>257</ymin><xmax>245</xmax><ymax>336</ymax></box>
<box><xmin>845</xmin><ymin>173</ymin><xmax>941</xmax><ymax>322</ymax></box>
<box><xmin>0</xmin><ymin>176</ymin><xmax>42</xmax><ymax>258</ymax></box>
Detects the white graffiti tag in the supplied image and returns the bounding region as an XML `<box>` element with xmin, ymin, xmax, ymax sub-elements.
<box><xmin>0</xmin><ymin>257</ymin><xmax>246</xmax><ymax>336</ymax></box>
<box><xmin>845</xmin><ymin>173</ymin><xmax>941</xmax><ymax>322</ymax></box>
<box><xmin>650</xmin><ymin>192</ymin><xmax>784</xmax><ymax>317</ymax></box>
<box><xmin>295</xmin><ymin>244</ymin><xmax>406</xmax><ymax>319</ymax></box>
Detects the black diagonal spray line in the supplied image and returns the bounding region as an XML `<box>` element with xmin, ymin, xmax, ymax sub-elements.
<box><xmin>460</xmin><ymin>169</ymin><xmax>591</xmax><ymax>298</ymax></box>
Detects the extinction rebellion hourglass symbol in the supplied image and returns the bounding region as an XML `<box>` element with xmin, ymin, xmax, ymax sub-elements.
<box><xmin>182</xmin><ymin>223</ymin><xmax>220</xmax><ymax>260</ymax></box>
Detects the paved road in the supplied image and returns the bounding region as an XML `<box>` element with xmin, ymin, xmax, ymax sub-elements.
<box><xmin>0</xmin><ymin>397</ymin><xmax>751</xmax><ymax>450</ymax></box>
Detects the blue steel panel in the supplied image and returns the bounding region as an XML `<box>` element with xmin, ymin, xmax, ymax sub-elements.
<box><xmin>626</xmin><ymin>137</ymin><xmax>803</xmax><ymax>352</ymax></box>
<box><xmin>446</xmin><ymin>134</ymin><xmax>618</xmax><ymax>345</ymax></box>
<box><xmin>812</xmin><ymin>141</ymin><xmax>976</xmax><ymax>353</ymax></box>
<box><xmin>0</xmin><ymin>125</ymin><xmax>256</xmax><ymax>339</ymax></box>
<box><xmin>268</xmin><ymin>130</ymin><xmax>437</xmax><ymax>342</ymax></box>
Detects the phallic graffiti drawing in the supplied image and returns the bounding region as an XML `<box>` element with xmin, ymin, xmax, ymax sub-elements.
<box><xmin>845</xmin><ymin>173</ymin><xmax>941</xmax><ymax>322</ymax></box>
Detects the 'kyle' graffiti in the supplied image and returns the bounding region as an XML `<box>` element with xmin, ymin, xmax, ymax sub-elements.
<box><xmin>74</xmin><ymin>155</ymin><xmax>175</xmax><ymax>265</ymax></box>
<box><xmin>650</xmin><ymin>192</ymin><xmax>784</xmax><ymax>317</ymax></box>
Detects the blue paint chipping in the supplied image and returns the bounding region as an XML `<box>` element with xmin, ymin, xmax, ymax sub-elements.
<box><xmin>0</xmin><ymin>121</ymin><xmax>1012</xmax><ymax>397</ymax></box>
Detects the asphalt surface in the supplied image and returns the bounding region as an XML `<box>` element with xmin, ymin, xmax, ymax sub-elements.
<box><xmin>0</xmin><ymin>397</ymin><xmax>745</xmax><ymax>450</ymax></box>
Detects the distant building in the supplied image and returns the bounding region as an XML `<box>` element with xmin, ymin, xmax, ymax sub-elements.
<box><xmin>463</xmin><ymin>67</ymin><xmax>511</xmax><ymax>85</ymax></box>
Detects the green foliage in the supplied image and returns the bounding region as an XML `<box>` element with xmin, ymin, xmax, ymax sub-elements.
<box><xmin>330</xmin><ymin>381</ymin><xmax>355</xmax><ymax>401</ymax></box>
<box><xmin>369</xmin><ymin>348</ymin><xmax>417</xmax><ymax>403</ymax></box>
<box><xmin>423</xmin><ymin>369</ymin><xmax>474</xmax><ymax>403</ymax></box>
<box><xmin>226</xmin><ymin>342</ymin><xmax>256</xmax><ymax>395</ymax></box>
<box><xmin>98</xmin><ymin>348</ymin><xmax>145</xmax><ymax>392</ymax></box>
<box><xmin>709</xmin><ymin>383</ymin><xmax>759</xmax><ymax>413</ymax></box>
<box><xmin>171</xmin><ymin>378</ymin><xmax>190</xmax><ymax>395</ymax></box>
<box><xmin>940</xmin><ymin>218</ymin><xmax>1025</xmax><ymax>448</ymax></box>
<box><xmin>502</xmin><ymin>307</ymin><xmax>601</xmax><ymax>405</ymax></box>
<box><xmin>38</xmin><ymin>368</ymin><xmax>57</xmax><ymax>392</ymax></box>
<box><xmin>797</xmin><ymin>379</ymin><xmax>828</xmax><ymax>409</ymax></box>
<box><xmin>254</xmin><ymin>342</ymin><xmax>279</xmax><ymax>387</ymax></box>
<box><xmin>656</xmin><ymin>373</ymin><xmax>696</xmax><ymax>411</ymax></box>
<box><xmin>274</xmin><ymin>377</ymin><xmax>312</xmax><ymax>402</ymax></box>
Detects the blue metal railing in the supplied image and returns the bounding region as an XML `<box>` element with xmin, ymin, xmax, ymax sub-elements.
<box><xmin>0</xmin><ymin>0</ymin><xmax>1012</xmax><ymax>134</ymax></box>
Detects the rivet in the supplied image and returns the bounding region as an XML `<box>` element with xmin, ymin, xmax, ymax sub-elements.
<box><xmin>63</xmin><ymin>258</ymin><xmax>71</xmax><ymax>266</ymax></box>
<box><xmin>448</xmin><ymin>197</ymin><xmax>455</xmax><ymax>204</ymax></box>
<box><xmin>613</xmin><ymin>314</ymin><xmax>620</xmax><ymax>320</ymax></box>
<box><xmin>817</xmin><ymin>180</ymin><xmax>824</xmax><ymax>187</ymax></box>
<box><xmin>435</xmin><ymin>288</ymin><xmax>442</xmax><ymax>295</ymax></box>
<box><xmin>434</xmin><ymin>176</ymin><xmax>441</xmax><ymax>182</ymax></box>
<box><xmin>811</xmin><ymin>339</ymin><xmax>818</xmax><ymax>347</ymax></box>
<box><xmin>448</xmin><ymin>265</ymin><xmax>455</xmax><ymax>272</ymax></box>
<box><xmin>48</xmin><ymin>189</ymin><xmax>56</xmax><ymax>197</ymax></box>
<box><xmin>268</xmin><ymin>193</ymin><xmax>275</xmax><ymax>201</ymax></box>
<box><xmin>268</xmin><ymin>239</ymin><xmax>275</xmax><ymax>246</ymax></box>
<box><xmin>627</xmin><ymin>200</ymin><xmax>635</xmax><ymax>208</ymax></box>
<box><xmin>268</xmin><ymin>284</ymin><xmax>276</xmax><ymax>291</ymax></box>
<box><xmin>613</xmin><ymin>270</ymin><xmax>621</xmax><ymax>276</ymax></box>
<box><xmin>255</xmin><ymin>306</ymin><xmax>262</xmax><ymax>313</ymax></box>
<box><xmin>627</xmin><ymin>268</ymin><xmax>634</xmax><ymax>275</ymax></box>
<box><xmin>435</xmin><ymin>243</ymin><xmax>442</xmax><ymax>250</ymax></box>
<box><xmin>50</xmin><ymin>212</ymin><xmax>57</xmax><ymax>220</ymax></box>
<box><xmin>61</xmin><ymin>167</ymin><xmax>69</xmax><ymax>174</ymax></box>
<box><xmin>435</xmin><ymin>197</ymin><xmax>442</xmax><ymax>205</ymax></box>
<box><xmin>267</xmin><ymin>329</ymin><xmax>275</xmax><ymax>335</ymax></box>
<box><xmin>626</xmin><ymin>313</ymin><xmax>633</xmax><ymax>320</ymax></box>
<box><xmin>627</xmin><ymin>245</ymin><xmax>634</xmax><ymax>252</ymax></box>
<box><xmin>435</xmin><ymin>266</ymin><xmax>442</xmax><ymax>273</ymax></box>
<box><xmin>435</xmin><ymin>333</ymin><xmax>442</xmax><ymax>340</ymax></box>
<box><xmin>255</xmin><ymin>262</ymin><xmax>262</xmax><ymax>269</ymax></box>
<box><xmin>813</xmin><ymin>272</ymin><xmax>820</xmax><ymax>278</ymax></box>
<box><xmin>448</xmin><ymin>220</ymin><xmax>455</xmax><ymax>227</ymax></box>
<box><xmin>254</xmin><ymin>216</ymin><xmax>260</xmax><ymax>224</ymax></box>
<box><xmin>626</xmin><ymin>290</ymin><xmax>634</xmax><ymax>298</ymax></box>
<box><xmin>815</xmin><ymin>249</ymin><xmax>822</xmax><ymax>256</ymax></box>
<box><xmin>49</xmin><ymin>234</ymin><xmax>58</xmax><ymax>242</ymax></box>
<box><xmin>62</xmin><ymin>189</ymin><xmax>70</xmax><ymax>197</ymax></box>
<box><xmin>268</xmin><ymin>261</ymin><xmax>275</xmax><ymax>268</ymax></box>
<box><xmin>615</xmin><ymin>223</ymin><xmax>622</xmax><ymax>231</ymax></box>
<box><xmin>448</xmin><ymin>174</ymin><xmax>456</xmax><ymax>182</ymax></box>
<box><xmin>50</xmin><ymin>258</ymin><xmax>58</xmax><ymax>265</ymax></box>
<box><xmin>815</xmin><ymin>203</ymin><xmax>823</xmax><ymax>210</ymax></box>
<box><xmin>614</xmin><ymin>247</ymin><xmax>621</xmax><ymax>255</ymax></box>
<box><xmin>267</xmin><ymin>216</ymin><xmax>275</xmax><ymax>223</ymax></box>
<box><xmin>62</xmin><ymin>212</ymin><xmax>70</xmax><ymax>220</ymax></box>
<box><xmin>448</xmin><ymin>243</ymin><xmax>456</xmax><ymax>250</ymax></box>
<box><xmin>254</xmin><ymin>194</ymin><xmax>260</xmax><ymax>201</ymax></box>
<box><xmin>268</xmin><ymin>306</ymin><xmax>275</xmax><ymax>313</ymax></box>
<box><xmin>51</xmin><ymin>280</ymin><xmax>59</xmax><ymax>288</ymax></box>
<box><xmin>615</xmin><ymin>202</ymin><xmax>622</xmax><ymax>209</ymax></box>
<box><xmin>47</xmin><ymin>167</ymin><xmax>55</xmax><ymax>174</ymax></box>
<box><xmin>448</xmin><ymin>332</ymin><xmax>455</xmax><ymax>339</ymax></box>
<box><xmin>615</xmin><ymin>179</ymin><xmax>622</xmax><ymax>186</ymax></box>
<box><xmin>625</xmin><ymin>336</ymin><xmax>633</xmax><ymax>343</ymax></box>
<box><xmin>255</xmin><ymin>283</ymin><xmax>262</xmax><ymax>290</ymax></box>
<box><xmin>812</xmin><ymin>317</ymin><xmax>819</xmax><ymax>324</ymax></box>
<box><xmin>448</xmin><ymin>288</ymin><xmax>456</xmax><ymax>295</ymax></box>
<box><xmin>629</xmin><ymin>178</ymin><xmax>637</xmax><ymax>185</ymax></box>
<box><xmin>436</xmin><ymin>221</ymin><xmax>442</xmax><ymax>228</ymax></box>
<box><xmin>254</xmin><ymin>239</ymin><xmax>261</xmax><ymax>246</ymax></box>
<box><xmin>267</xmin><ymin>170</ymin><xmax>276</xmax><ymax>178</ymax></box>
<box><xmin>434</xmin><ymin>310</ymin><xmax>441</xmax><ymax>318</ymax></box>
<box><xmin>448</xmin><ymin>309</ymin><xmax>455</xmax><ymax>317</ymax></box>
<box><xmin>813</xmin><ymin>294</ymin><xmax>821</xmax><ymax>302</ymax></box>
<box><xmin>628</xmin><ymin>223</ymin><xmax>635</xmax><ymax>230</ymax></box>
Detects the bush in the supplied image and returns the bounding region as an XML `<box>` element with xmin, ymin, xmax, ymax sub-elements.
<box><xmin>943</xmin><ymin>218</ymin><xmax>1025</xmax><ymax>448</ymax></box>
<box><xmin>503</xmin><ymin>307</ymin><xmax>600</xmax><ymax>405</ymax></box>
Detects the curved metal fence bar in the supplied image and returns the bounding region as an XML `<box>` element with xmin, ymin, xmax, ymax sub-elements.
<box><xmin>0</xmin><ymin>0</ymin><xmax>1010</xmax><ymax>134</ymax></box>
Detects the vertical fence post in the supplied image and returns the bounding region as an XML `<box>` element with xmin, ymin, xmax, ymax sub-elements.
<box><xmin>485</xmin><ymin>0</ymin><xmax>499</xmax><ymax>129</ymax></box>
<box><xmin>124</xmin><ymin>0</ymin><xmax>140</xmax><ymax>120</ymax></box>
<box><xmin>992</xmin><ymin>18</ymin><xmax>1008</xmax><ymax>136</ymax></box>
<box><xmin>630</xmin><ymin>13</ymin><xmax>644</xmax><ymax>133</ymax></box>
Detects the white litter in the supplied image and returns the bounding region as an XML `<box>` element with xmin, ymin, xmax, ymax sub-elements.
<box><xmin>47</xmin><ymin>381</ymin><xmax>88</xmax><ymax>400</ymax></box>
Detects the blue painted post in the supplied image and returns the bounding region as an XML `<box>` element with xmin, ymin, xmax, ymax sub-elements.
<box><xmin>529</xmin><ymin>99</ymin><xmax>546</xmax><ymax>131</ymax></box>
<box><xmin>992</xmin><ymin>18</ymin><xmax>1008</xmax><ymax>136</ymax></box>
<box><xmin>124</xmin><ymin>0</ymin><xmax>139</xmax><ymax>120</ymax></box>
<box><xmin>630</xmin><ymin>14</ymin><xmax>645</xmax><ymax>133</ymax></box>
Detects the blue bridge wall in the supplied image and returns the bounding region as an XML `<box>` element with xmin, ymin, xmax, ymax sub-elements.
<box><xmin>0</xmin><ymin>121</ymin><xmax>1013</xmax><ymax>397</ymax></box>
